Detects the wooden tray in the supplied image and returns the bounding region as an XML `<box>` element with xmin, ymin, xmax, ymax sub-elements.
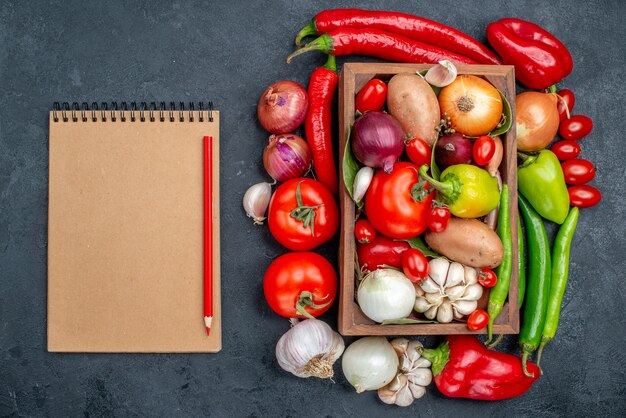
<box><xmin>338</xmin><ymin>63</ymin><xmax>519</xmax><ymax>336</ymax></box>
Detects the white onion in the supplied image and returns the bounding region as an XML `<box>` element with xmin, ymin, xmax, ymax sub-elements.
<box><xmin>357</xmin><ymin>269</ymin><xmax>416</xmax><ymax>323</ymax></box>
<box><xmin>342</xmin><ymin>337</ymin><xmax>399</xmax><ymax>393</ymax></box>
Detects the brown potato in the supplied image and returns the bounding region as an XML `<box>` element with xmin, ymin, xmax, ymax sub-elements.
<box><xmin>387</xmin><ymin>74</ymin><xmax>440</xmax><ymax>146</ymax></box>
<box><xmin>425</xmin><ymin>218</ymin><xmax>504</xmax><ymax>268</ymax></box>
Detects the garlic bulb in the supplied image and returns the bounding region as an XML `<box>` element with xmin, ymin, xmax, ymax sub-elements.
<box><xmin>342</xmin><ymin>337</ymin><xmax>399</xmax><ymax>393</ymax></box>
<box><xmin>378</xmin><ymin>339</ymin><xmax>432</xmax><ymax>407</ymax></box>
<box><xmin>353</xmin><ymin>166</ymin><xmax>374</xmax><ymax>203</ymax></box>
<box><xmin>243</xmin><ymin>182</ymin><xmax>272</xmax><ymax>225</ymax></box>
<box><xmin>414</xmin><ymin>258</ymin><xmax>483</xmax><ymax>323</ymax></box>
<box><xmin>424</xmin><ymin>60</ymin><xmax>458</xmax><ymax>87</ymax></box>
<box><xmin>357</xmin><ymin>269</ymin><xmax>416</xmax><ymax>323</ymax></box>
<box><xmin>276</xmin><ymin>318</ymin><xmax>344</xmax><ymax>379</ymax></box>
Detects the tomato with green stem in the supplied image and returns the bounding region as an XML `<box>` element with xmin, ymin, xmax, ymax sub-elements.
<box><xmin>355</xmin><ymin>78</ymin><xmax>387</xmax><ymax>113</ymax></box>
<box><xmin>479</xmin><ymin>269</ymin><xmax>498</xmax><ymax>288</ymax></box>
<box><xmin>427</xmin><ymin>202</ymin><xmax>450</xmax><ymax>233</ymax></box>
<box><xmin>354</xmin><ymin>219</ymin><xmax>376</xmax><ymax>244</ymax></box>
<box><xmin>401</xmin><ymin>248</ymin><xmax>429</xmax><ymax>283</ymax></box>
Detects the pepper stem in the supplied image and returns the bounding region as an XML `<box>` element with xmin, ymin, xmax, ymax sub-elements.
<box><xmin>536</xmin><ymin>336</ymin><xmax>551</xmax><ymax>372</ymax></box>
<box><xmin>520</xmin><ymin>346</ymin><xmax>535</xmax><ymax>378</ymax></box>
<box><xmin>322</xmin><ymin>54</ymin><xmax>336</xmax><ymax>72</ymax></box>
<box><xmin>294</xmin><ymin>19</ymin><xmax>318</xmax><ymax>48</ymax></box>
<box><xmin>286</xmin><ymin>34</ymin><xmax>334</xmax><ymax>64</ymax></box>
<box><xmin>420</xmin><ymin>341</ymin><xmax>450</xmax><ymax>376</ymax></box>
<box><xmin>418</xmin><ymin>165</ymin><xmax>454</xmax><ymax>195</ymax></box>
<box><xmin>295</xmin><ymin>291</ymin><xmax>331</xmax><ymax>319</ymax></box>
<box><xmin>486</xmin><ymin>334</ymin><xmax>503</xmax><ymax>349</ymax></box>
<box><xmin>547</xmin><ymin>84</ymin><xmax>557</xmax><ymax>94</ymax></box>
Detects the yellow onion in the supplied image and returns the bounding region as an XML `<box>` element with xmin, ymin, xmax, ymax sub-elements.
<box><xmin>263</xmin><ymin>134</ymin><xmax>311</xmax><ymax>182</ymax></box>
<box><xmin>516</xmin><ymin>92</ymin><xmax>559</xmax><ymax>151</ymax></box>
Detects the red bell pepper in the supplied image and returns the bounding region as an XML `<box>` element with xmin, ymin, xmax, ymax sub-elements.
<box><xmin>486</xmin><ymin>18</ymin><xmax>573</xmax><ymax>90</ymax></box>
<box><xmin>421</xmin><ymin>335</ymin><xmax>540</xmax><ymax>400</ymax></box>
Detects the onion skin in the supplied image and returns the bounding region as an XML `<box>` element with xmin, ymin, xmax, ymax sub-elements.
<box><xmin>263</xmin><ymin>134</ymin><xmax>311</xmax><ymax>182</ymax></box>
<box><xmin>258</xmin><ymin>80</ymin><xmax>308</xmax><ymax>134</ymax></box>
<box><xmin>435</xmin><ymin>133</ymin><xmax>473</xmax><ymax>170</ymax></box>
<box><xmin>516</xmin><ymin>92</ymin><xmax>559</xmax><ymax>151</ymax></box>
<box><xmin>351</xmin><ymin>111</ymin><xmax>405</xmax><ymax>173</ymax></box>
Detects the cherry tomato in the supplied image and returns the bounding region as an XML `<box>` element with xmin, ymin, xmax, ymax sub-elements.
<box><xmin>355</xmin><ymin>79</ymin><xmax>387</xmax><ymax>113</ymax></box>
<box><xmin>268</xmin><ymin>178</ymin><xmax>339</xmax><ymax>251</ymax></box>
<box><xmin>551</xmin><ymin>140</ymin><xmax>581</xmax><ymax>161</ymax></box>
<box><xmin>478</xmin><ymin>269</ymin><xmax>498</xmax><ymax>288</ymax></box>
<box><xmin>401</xmin><ymin>248</ymin><xmax>429</xmax><ymax>283</ymax></box>
<box><xmin>365</xmin><ymin>162</ymin><xmax>433</xmax><ymax>239</ymax></box>
<box><xmin>467</xmin><ymin>309</ymin><xmax>489</xmax><ymax>331</ymax></box>
<box><xmin>406</xmin><ymin>137</ymin><xmax>432</xmax><ymax>168</ymax></box>
<box><xmin>568</xmin><ymin>185</ymin><xmax>601</xmax><ymax>208</ymax></box>
<box><xmin>559</xmin><ymin>115</ymin><xmax>593</xmax><ymax>140</ymax></box>
<box><xmin>263</xmin><ymin>252</ymin><xmax>337</xmax><ymax>318</ymax></box>
<box><xmin>357</xmin><ymin>234</ymin><xmax>410</xmax><ymax>271</ymax></box>
<box><xmin>354</xmin><ymin>219</ymin><xmax>377</xmax><ymax>244</ymax></box>
<box><xmin>561</xmin><ymin>159</ymin><xmax>596</xmax><ymax>185</ymax></box>
<box><xmin>427</xmin><ymin>203</ymin><xmax>450</xmax><ymax>233</ymax></box>
<box><xmin>556</xmin><ymin>89</ymin><xmax>575</xmax><ymax>122</ymax></box>
<box><xmin>472</xmin><ymin>136</ymin><xmax>496</xmax><ymax>166</ymax></box>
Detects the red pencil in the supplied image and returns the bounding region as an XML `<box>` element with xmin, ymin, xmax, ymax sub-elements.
<box><xmin>203</xmin><ymin>135</ymin><xmax>213</xmax><ymax>336</ymax></box>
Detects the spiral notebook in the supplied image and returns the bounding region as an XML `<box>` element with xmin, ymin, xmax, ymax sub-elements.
<box><xmin>47</xmin><ymin>102</ymin><xmax>221</xmax><ymax>353</ymax></box>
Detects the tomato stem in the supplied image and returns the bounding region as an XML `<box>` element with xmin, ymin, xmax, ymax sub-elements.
<box><xmin>290</xmin><ymin>180</ymin><xmax>323</xmax><ymax>236</ymax></box>
<box><xmin>295</xmin><ymin>291</ymin><xmax>331</xmax><ymax>319</ymax></box>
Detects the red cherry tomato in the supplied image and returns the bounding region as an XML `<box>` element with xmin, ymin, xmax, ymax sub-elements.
<box><xmin>427</xmin><ymin>204</ymin><xmax>450</xmax><ymax>233</ymax></box>
<box><xmin>355</xmin><ymin>79</ymin><xmax>387</xmax><ymax>113</ymax></box>
<box><xmin>561</xmin><ymin>159</ymin><xmax>596</xmax><ymax>185</ymax></box>
<box><xmin>357</xmin><ymin>234</ymin><xmax>410</xmax><ymax>271</ymax></box>
<box><xmin>401</xmin><ymin>248</ymin><xmax>429</xmax><ymax>283</ymax></box>
<box><xmin>472</xmin><ymin>136</ymin><xmax>496</xmax><ymax>166</ymax></box>
<box><xmin>263</xmin><ymin>252</ymin><xmax>337</xmax><ymax>318</ymax></box>
<box><xmin>406</xmin><ymin>137</ymin><xmax>432</xmax><ymax>168</ymax></box>
<box><xmin>556</xmin><ymin>89</ymin><xmax>575</xmax><ymax>122</ymax></box>
<box><xmin>551</xmin><ymin>140</ymin><xmax>581</xmax><ymax>161</ymax></box>
<box><xmin>478</xmin><ymin>269</ymin><xmax>498</xmax><ymax>288</ymax></box>
<box><xmin>354</xmin><ymin>219</ymin><xmax>377</xmax><ymax>244</ymax></box>
<box><xmin>568</xmin><ymin>185</ymin><xmax>601</xmax><ymax>208</ymax></box>
<box><xmin>559</xmin><ymin>115</ymin><xmax>593</xmax><ymax>140</ymax></box>
<box><xmin>467</xmin><ymin>309</ymin><xmax>489</xmax><ymax>331</ymax></box>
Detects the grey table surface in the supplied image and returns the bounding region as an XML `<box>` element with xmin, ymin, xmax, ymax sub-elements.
<box><xmin>1</xmin><ymin>0</ymin><xmax>625</xmax><ymax>417</ymax></box>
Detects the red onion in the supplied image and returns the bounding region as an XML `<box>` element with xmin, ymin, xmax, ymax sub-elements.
<box><xmin>263</xmin><ymin>134</ymin><xmax>311</xmax><ymax>182</ymax></box>
<box><xmin>258</xmin><ymin>80</ymin><xmax>308</xmax><ymax>134</ymax></box>
<box><xmin>434</xmin><ymin>133</ymin><xmax>473</xmax><ymax>170</ymax></box>
<box><xmin>351</xmin><ymin>111</ymin><xmax>404</xmax><ymax>173</ymax></box>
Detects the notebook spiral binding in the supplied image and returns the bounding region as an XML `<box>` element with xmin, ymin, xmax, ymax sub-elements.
<box><xmin>52</xmin><ymin>101</ymin><xmax>214</xmax><ymax>123</ymax></box>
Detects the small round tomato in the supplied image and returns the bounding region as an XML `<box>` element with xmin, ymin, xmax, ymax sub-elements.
<box><xmin>264</xmin><ymin>252</ymin><xmax>337</xmax><ymax>318</ymax></box>
<box><xmin>556</xmin><ymin>89</ymin><xmax>575</xmax><ymax>122</ymax></box>
<box><xmin>268</xmin><ymin>178</ymin><xmax>339</xmax><ymax>251</ymax></box>
<box><xmin>478</xmin><ymin>269</ymin><xmax>498</xmax><ymax>288</ymax></box>
<box><xmin>355</xmin><ymin>79</ymin><xmax>387</xmax><ymax>113</ymax></box>
<box><xmin>467</xmin><ymin>309</ymin><xmax>489</xmax><ymax>331</ymax></box>
<box><xmin>559</xmin><ymin>115</ymin><xmax>593</xmax><ymax>140</ymax></box>
<box><xmin>354</xmin><ymin>219</ymin><xmax>377</xmax><ymax>244</ymax></box>
<box><xmin>406</xmin><ymin>137</ymin><xmax>432</xmax><ymax>168</ymax></box>
<box><xmin>551</xmin><ymin>140</ymin><xmax>581</xmax><ymax>161</ymax></box>
<box><xmin>561</xmin><ymin>159</ymin><xmax>596</xmax><ymax>185</ymax></box>
<box><xmin>427</xmin><ymin>203</ymin><xmax>450</xmax><ymax>233</ymax></box>
<box><xmin>357</xmin><ymin>234</ymin><xmax>410</xmax><ymax>271</ymax></box>
<box><xmin>568</xmin><ymin>185</ymin><xmax>601</xmax><ymax>208</ymax></box>
<box><xmin>472</xmin><ymin>136</ymin><xmax>496</xmax><ymax>166</ymax></box>
<box><xmin>401</xmin><ymin>248</ymin><xmax>429</xmax><ymax>283</ymax></box>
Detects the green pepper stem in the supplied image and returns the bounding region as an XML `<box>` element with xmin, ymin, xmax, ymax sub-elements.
<box><xmin>294</xmin><ymin>19</ymin><xmax>318</xmax><ymax>48</ymax></box>
<box><xmin>486</xmin><ymin>301</ymin><xmax>503</xmax><ymax>343</ymax></box>
<box><xmin>486</xmin><ymin>334</ymin><xmax>503</xmax><ymax>349</ymax></box>
<box><xmin>420</xmin><ymin>341</ymin><xmax>450</xmax><ymax>376</ymax></box>
<box><xmin>547</xmin><ymin>84</ymin><xmax>557</xmax><ymax>94</ymax></box>
<box><xmin>322</xmin><ymin>54</ymin><xmax>336</xmax><ymax>72</ymax></box>
<box><xmin>418</xmin><ymin>165</ymin><xmax>454</xmax><ymax>195</ymax></box>
<box><xmin>520</xmin><ymin>344</ymin><xmax>536</xmax><ymax>378</ymax></box>
<box><xmin>536</xmin><ymin>336</ymin><xmax>551</xmax><ymax>370</ymax></box>
<box><xmin>286</xmin><ymin>33</ymin><xmax>334</xmax><ymax>64</ymax></box>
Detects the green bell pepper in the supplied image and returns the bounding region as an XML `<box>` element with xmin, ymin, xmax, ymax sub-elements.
<box><xmin>518</xmin><ymin>150</ymin><xmax>570</xmax><ymax>224</ymax></box>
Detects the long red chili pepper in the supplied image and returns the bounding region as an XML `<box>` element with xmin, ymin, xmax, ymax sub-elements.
<box><xmin>305</xmin><ymin>55</ymin><xmax>338</xmax><ymax>196</ymax></box>
<box><xmin>295</xmin><ymin>8</ymin><xmax>500</xmax><ymax>65</ymax></box>
<box><xmin>287</xmin><ymin>28</ymin><xmax>477</xmax><ymax>65</ymax></box>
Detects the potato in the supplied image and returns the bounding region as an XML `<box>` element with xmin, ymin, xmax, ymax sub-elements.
<box><xmin>387</xmin><ymin>74</ymin><xmax>440</xmax><ymax>146</ymax></box>
<box><xmin>425</xmin><ymin>218</ymin><xmax>503</xmax><ymax>268</ymax></box>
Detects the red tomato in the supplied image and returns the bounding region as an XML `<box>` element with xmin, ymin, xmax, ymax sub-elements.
<box><xmin>556</xmin><ymin>89</ymin><xmax>575</xmax><ymax>122</ymax></box>
<box><xmin>427</xmin><ymin>204</ymin><xmax>450</xmax><ymax>233</ymax></box>
<box><xmin>401</xmin><ymin>248</ymin><xmax>429</xmax><ymax>283</ymax></box>
<box><xmin>478</xmin><ymin>269</ymin><xmax>498</xmax><ymax>288</ymax></box>
<box><xmin>561</xmin><ymin>159</ymin><xmax>596</xmax><ymax>185</ymax></box>
<box><xmin>268</xmin><ymin>178</ymin><xmax>339</xmax><ymax>251</ymax></box>
<box><xmin>355</xmin><ymin>79</ymin><xmax>387</xmax><ymax>113</ymax></box>
<box><xmin>472</xmin><ymin>136</ymin><xmax>496</xmax><ymax>166</ymax></box>
<box><xmin>551</xmin><ymin>140</ymin><xmax>581</xmax><ymax>161</ymax></box>
<box><xmin>406</xmin><ymin>137</ymin><xmax>432</xmax><ymax>168</ymax></box>
<box><xmin>357</xmin><ymin>234</ymin><xmax>410</xmax><ymax>271</ymax></box>
<box><xmin>568</xmin><ymin>185</ymin><xmax>601</xmax><ymax>208</ymax></box>
<box><xmin>467</xmin><ymin>309</ymin><xmax>489</xmax><ymax>331</ymax></box>
<box><xmin>263</xmin><ymin>252</ymin><xmax>337</xmax><ymax>318</ymax></box>
<box><xmin>354</xmin><ymin>219</ymin><xmax>377</xmax><ymax>244</ymax></box>
<box><xmin>365</xmin><ymin>162</ymin><xmax>434</xmax><ymax>239</ymax></box>
<box><xmin>559</xmin><ymin>115</ymin><xmax>593</xmax><ymax>140</ymax></box>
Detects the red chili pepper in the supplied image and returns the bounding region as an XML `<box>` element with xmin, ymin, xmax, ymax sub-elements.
<box><xmin>295</xmin><ymin>8</ymin><xmax>501</xmax><ymax>65</ymax></box>
<box><xmin>304</xmin><ymin>55</ymin><xmax>338</xmax><ymax>196</ymax></box>
<box><xmin>287</xmin><ymin>28</ymin><xmax>477</xmax><ymax>65</ymax></box>
<box><xmin>421</xmin><ymin>335</ymin><xmax>540</xmax><ymax>400</ymax></box>
<box><xmin>486</xmin><ymin>18</ymin><xmax>573</xmax><ymax>90</ymax></box>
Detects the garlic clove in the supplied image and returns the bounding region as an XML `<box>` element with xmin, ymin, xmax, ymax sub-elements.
<box><xmin>420</xmin><ymin>277</ymin><xmax>441</xmax><ymax>294</ymax></box>
<box><xmin>414</xmin><ymin>296</ymin><xmax>432</xmax><ymax>313</ymax></box>
<box><xmin>243</xmin><ymin>182</ymin><xmax>272</xmax><ymax>225</ymax></box>
<box><xmin>414</xmin><ymin>282</ymin><xmax>425</xmax><ymax>297</ymax></box>
<box><xmin>453</xmin><ymin>299</ymin><xmax>478</xmax><ymax>316</ymax></box>
<box><xmin>445</xmin><ymin>285</ymin><xmax>466</xmax><ymax>302</ymax></box>
<box><xmin>408</xmin><ymin>368</ymin><xmax>433</xmax><ymax>387</ymax></box>
<box><xmin>412</xmin><ymin>357</ymin><xmax>431</xmax><ymax>369</ymax></box>
<box><xmin>424</xmin><ymin>60</ymin><xmax>458</xmax><ymax>87</ymax></box>
<box><xmin>461</xmin><ymin>283</ymin><xmax>484</xmax><ymax>301</ymax></box>
<box><xmin>353</xmin><ymin>166</ymin><xmax>374</xmax><ymax>203</ymax></box>
<box><xmin>390</xmin><ymin>338</ymin><xmax>410</xmax><ymax>359</ymax></box>
<box><xmin>445</xmin><ymin>262</ymin><xmax>465</xmax><ymax>288</ymax></box>
<box><xmin>425</xmin><ymin>305</ymin><xmax>439</xmax><ymax>320</ymax></box>
<box><xmin>428</xmin><ymin>258</ymin><xmax>450</xmax><ymax>288</ymax></box>
<box><xmin>453</xmin><ymin>307</ymin><xmax>464</xmax><ymax>320</ymax></box>
<box><xmin>464</xmin><ymin>266</ymin><xmax>479</xmax><ymax>285</ymax></box>
<box><xmin>394</xmin><ymin>381</ymin><xmax>415</xmax><ymax>407</ymax></box>
<box><xmin>408</xmin><ymin>383</ymin><xmax>427</xmax><ymax>400</ymax></box>
<box><xmin>425</xmin><ymin>291</ymin><xmax>444</xmax><ymax>305</ymax></box>
<box><xmin>437</xmin><ymin>301</ymin><xmax>454</xmax><ymax>323</ymax></box>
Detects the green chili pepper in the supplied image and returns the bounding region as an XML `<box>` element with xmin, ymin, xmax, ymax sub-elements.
<box><xmin>485</xmin><ymin>184</ymin><xmax>512</xmax><ymax>346</ymax></box>
<box><xmin>419</xmin><ymin>164</ymin><xmax>499</xmax><ymax>218</ymax></box>
<box><xmin>518</xmin><ymin>150</ymin><xmax>570</xmax><ymax>224</ymax></box>
<box><xmin>518</xmin><ymin>195</ymin><xmax>552</xmax><ymax>378</ymax></box>
<box><xmin>518</xmin><ymin>215</ymin><xmax>526</xmax><ymax>307</ymax></box>
<box><xmin>537</xmin><ymin>207</ymin><xmax>579</xmax><ymax>367</ymax></box>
